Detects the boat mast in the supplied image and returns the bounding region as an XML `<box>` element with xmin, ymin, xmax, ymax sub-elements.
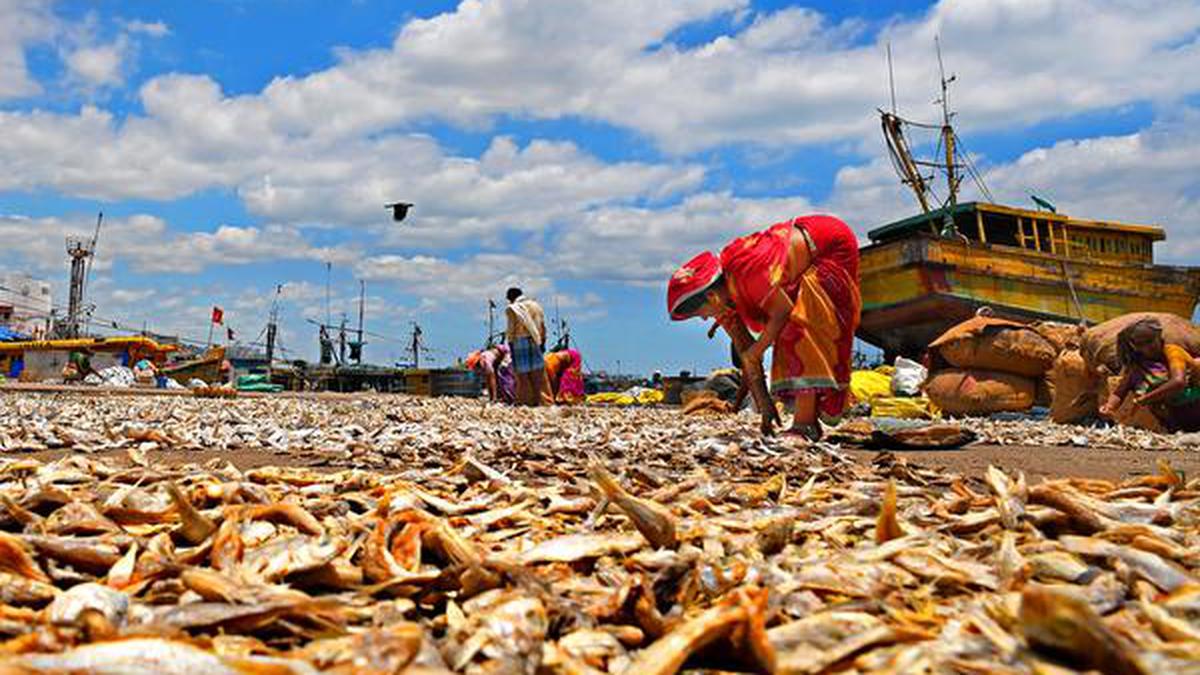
<box><xmin>935</xmin><ymin>37</ymin><xmax>959</xmax><ymax>216</ymax></box>
<box><xmin>880</xmin><ymin>45</ymin><xmax>931</xmax><ymax>215</ymax></box>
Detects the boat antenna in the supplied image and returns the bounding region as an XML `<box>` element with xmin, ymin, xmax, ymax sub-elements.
<box><xmin>932</xmin><ymin>38</ymin><xmax>994</xmax><ymax>208</ymax></box>
<box><xmin>935</xmin><ymin>35</ymin><xmax>959</xmax><ymax>231</ymax></box>
<box><xmin>887</xmin><ymin>42</ymin><xmax>897</xmax><ymax>115</ymax></box>
<box><xmin>324</xmin><ymin>261</ymin><xmax>332</xmax><ymax>328</ymax></box>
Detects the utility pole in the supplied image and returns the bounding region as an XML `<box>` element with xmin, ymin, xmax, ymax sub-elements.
<box><xmin>410</xmin><ymin>323</ymin><xmax>423</xmax><ymax>369</ymax></box>
<box><xmin>324</xmin><ymin>261</ymin><xmax>332</xmax><ymax>328</ymax></box>
<box><xmin>64</xmin><ymin>212</ymin><xmax>102</xmax><ymax>338</ymax></box>
<box><xmin>338</xmin><ymin>314</ymin><xmax>347</xmax><ymax>365</ymax></box>
<box><xmin>486</xmin><ymin>299</ymin><xmax>496</xmax><ymax>347</ymax></box>
<box><xmin>266</xmin><ymin>284</ymin><xmax>282</xmax><ymax>364</ymax></box>
<box><xmin>554</xmin><ymin>295</ymin><xmax>561</xmax><ymax>347</ymax></box>
<box><xmin>355</xmin><ymin>280</ymin><xmax>365</xmax><ymax>364</ymax></box>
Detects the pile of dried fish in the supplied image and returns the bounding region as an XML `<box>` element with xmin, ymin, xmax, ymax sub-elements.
<box><xmin>0</xmin><ymin>394</ymin><xmax>1194</xmax><ymax>672</ymax></box>
<box><xmin>965</xmin><ymin>417</ymin><xmax>1200</xmax><ymax>450</ymax></box>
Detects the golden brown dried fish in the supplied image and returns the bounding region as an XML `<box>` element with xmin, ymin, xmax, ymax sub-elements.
<box><xmin>165</xmin><ymin>482</ymin><xmax>217</xmax><ymax>545</ymax></box>
<box><xmin>0</xmin><ymin>532</ymin><xmax>50</xmax><ymax>583</ymax></box>
<box><xmin>0</xmin><ymin>570</ymin><xmax>58</xmax><ymax>606</ymax></box>
<box><xmin>986</xmin><ymin>465</ymin><xmax>1026</xmax><ymax>530</ymax></box>
<box><xmin>518</xmin><ymin>533</ymin><xmax>646</xmax><ymax>565</ymax></box>
<box><xmin>620</xmin><ymin>586</ymin><xmax>774</xmax><ymax>675</ymax></box>
<box><xmin>1019</xmin><ymin>585</ymin><xmax>1149</xmax><ymax>675</ymax></box>
<box><xmin>20</xmin><ymin>534</ymin><xmax>126</xmax><ymax>574</ymax></box>
<box><xmin>875</xmin><ymin>480</ymin><xmax>905</xmax><ymax>544</ymax></box>
<box><xmin>6</xmin><ymin>637</ymin><xmax>315</xmax><ymax>674</ymax></box>
<box><xmin>588</xmin><ymin>461</ymin><xmax>678</xmax><ymax>550</ymax></box>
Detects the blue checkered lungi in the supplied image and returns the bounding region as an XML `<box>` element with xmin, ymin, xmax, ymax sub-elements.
<box><xmin>509</xmin><ymin>336</ymin><xmax>544</xmax><ymax>374</ymax></box>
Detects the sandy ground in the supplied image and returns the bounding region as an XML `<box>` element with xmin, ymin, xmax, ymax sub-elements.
<box><xmin>17</xmin><ymin>441</ymin><xmax>1198</xmax><ymax>484</ymax></box>
<box><xmin>844</xmin><ymin>444</ymin><xmax>1198</xmax><ymax>483</ymax></box>
<box><xmin>3</xmin><ymin>386</ymin><xmax>1197</xmax><ymax>482</ymax></box>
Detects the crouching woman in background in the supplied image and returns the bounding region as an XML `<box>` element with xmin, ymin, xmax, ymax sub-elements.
<box><xmin>1101</xmin><ymin>318</ymin><xmax>1200</xmax><ymax>432</ymax></box>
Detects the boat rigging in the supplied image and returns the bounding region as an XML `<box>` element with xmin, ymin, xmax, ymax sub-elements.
<box><xmin>880</xmin><ymin>39</ymin><xmax>993</xmax><ymax>233</ymax></box>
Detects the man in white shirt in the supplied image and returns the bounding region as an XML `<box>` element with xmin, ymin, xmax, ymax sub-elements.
<box><xmin>505</xmin><ymin>287</ymin><xmax>547</xmax><ymax>406</ymax></box>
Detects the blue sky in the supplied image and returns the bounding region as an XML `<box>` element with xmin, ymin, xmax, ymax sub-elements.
<box><xmin>4</xmin><ymin>0</ymin><xmax>1200</xmax><ymax>374</ymax></box>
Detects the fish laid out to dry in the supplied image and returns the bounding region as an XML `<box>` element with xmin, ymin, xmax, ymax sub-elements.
<box><xmin>0</xmin><ymin>392</ymin><xmax>1194</xmax><ymax>673</ymax></box>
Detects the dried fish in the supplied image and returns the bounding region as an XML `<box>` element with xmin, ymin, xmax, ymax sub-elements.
<box><xmin>1019</xmin><ymin>585</ymin><xmax>1149</xmax><ymax>675</ymax></box>
<box><xmin>588</xmin><ymin>460</ymin><xmax>678</xmax><ymax>549</ymax></box>
<box><xmin>0</xmin><ymin>392</ymin><xmax>1191</xmax><ymax>674</ymax></box>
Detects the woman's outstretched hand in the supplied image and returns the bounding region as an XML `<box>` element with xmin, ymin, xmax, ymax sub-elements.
<box><xmin>741</xmin><ymin>354</ymin><xmax>780</xmax><ymax>435</ymax></box>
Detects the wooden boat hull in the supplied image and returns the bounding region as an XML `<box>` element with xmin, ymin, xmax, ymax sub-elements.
<box><xmin>858</xmin><ymin>235</ymin><xmax>1200</xmax><ymax>357</ymax></box>
<box><xmin>162</xmin><ymin>347</ymin><xmax>225</xmax><ymax>384</ymax></box>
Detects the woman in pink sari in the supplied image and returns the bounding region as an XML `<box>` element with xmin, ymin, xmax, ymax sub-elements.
<box><xmin>667</xmin><ymin>215</ymin><xmax>861</xmax><ymax>439</ymax></box>
<box><xmin>544</xmin><ymin>348</ymin><xmax>585</xmax><ymax>404</ymax></box>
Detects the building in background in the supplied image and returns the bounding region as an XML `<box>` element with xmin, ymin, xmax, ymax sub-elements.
<box><xmin>0</xmin><ymin>273</ymin><xmax>52</xmax><ymax>338</ymax></box>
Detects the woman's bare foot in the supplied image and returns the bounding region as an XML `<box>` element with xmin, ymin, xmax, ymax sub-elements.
<box><xmin>783</xmin><ymin>423</ymin><xmax>822</xmax><ymax>442</ymax></box>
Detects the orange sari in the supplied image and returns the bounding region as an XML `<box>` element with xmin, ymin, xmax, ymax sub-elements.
<box><xmin>720</xmin><ymin>215</ymin><xmax>861</xmax><ymax>422</ymax></box>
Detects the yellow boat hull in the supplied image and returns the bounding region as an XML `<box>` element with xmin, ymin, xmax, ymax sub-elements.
<box><xmin>858</xmin><ymin>235</ymin><xmax>1200</xmax><ymax>357</ymax></box>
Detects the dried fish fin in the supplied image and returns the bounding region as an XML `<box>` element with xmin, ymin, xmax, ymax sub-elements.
<box><xmin>0</xmin><ymin>493</ymin><xmax>42</xmax><ymax>530</ymax></box>
<box><xmin>1019</xmin><ymin>585</ymin><xmax>1149</xmax><ymax>675</ymax></box>
<box><xmin>166</xmin><ymin>482</ymin><xmax>217</xmax><ymax>545</ymax></box>
<box><xmin>588</xmin><ymin>461</ymin><xmax>677</xmax><ymax>550</ymax></box>
<box><xmin>986</xmin><ymin>465</ymin><xmax>1026</xmax><ymax>530</ymax></box>
<box><xmin>0</xmin><ymin>531</ymin><xmax>50</xmax><ymax>583</ymax></box>
<box><xmin>1157</xmin><ymin>458</ymin><xmax>1183</xmax><ymax>488</ymax></box>
<box><xmin>105</xmin><ymin>542</ymin><xmax>139</xmax><ymax>589</ymax></box>
<box><xmin>1028</xmin><ymin>485</ymin><xmax>1110</xmax><ymax>534</ymax></box>
<box><xmin>621</xmin><ymin>586</ymin><xmax>774</xmax><ymax>675</ymax></box>
<box><xmin>875</xmin><ymin>480</ymin><xmax>905</xmax><ymax>545</ymax></box>
<box><xmin>996</xmin><ymin>531</ymin><xmax>1028</xmax><ymax>590</ymax></box>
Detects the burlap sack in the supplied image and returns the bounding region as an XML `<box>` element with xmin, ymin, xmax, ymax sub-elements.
<box><xmin>1081</xmin><ymin>312</ymin><xmax>1200</xmax><ymax>376</ymax></box>
<box><xmin>924</xmin><ymin>369</ymin><xmax>1036</xmax><ymax>415</ymax></box>
<box><xmin>930</xmin><ymin>316</ymin><xmax>1057</xmax><ymax>377</ymax></box>
<box><xmin>1032</xmin><ymin>321</ymin><xmax>1084</xmax><ymax>354</ymax></box>
<box><xmin>1048</xmin><ymin>350</ymin><xmax>1101</xmax><ymax>424</ymax></box>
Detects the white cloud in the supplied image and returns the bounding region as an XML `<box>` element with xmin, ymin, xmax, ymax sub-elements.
<box><xmin>0</xmin><ymin>0</ymin><xmax>56</xmax><ymax>99</ymax></box>
<box><xmin>64</xmin><ymin>40</ymin><xmax>127</xmax><ymax>88</ymax></box>
<box><xmin>123</xmin><ymin>19</ymin><xmax>170</xmax><ymax>38</ymax></box>
<box><xmin>4</xmin><ymin>0</ymin><xmax>1200</xmax><ymax>241</ymax></box>
<box><xmin>0</xmin><ymin>213</ymin><xmax>358</xmax><ymax>277</ymax></box>
<box><xmin>355</xmin><ymin>252</ymin><xmax>553</xmax><ymax>308</ymax></box>
<box><xmin>549</xmin><ymin>191</ymin><xmax>817</xmax><ymax>284</ymax></box>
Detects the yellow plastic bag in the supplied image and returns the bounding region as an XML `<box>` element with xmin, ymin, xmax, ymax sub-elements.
<box><xmin>635</xmin><ymin>389</ymin><xmax>664</xmax><ymax>405</ymax></box>
<box><xmin>870</xmin><ymin>396</ymin><xmax>940</xmax><ymax>419</ymax></box>
<box><xmin>850</xmin><ymin>370</ymin><xmax>892</xmax><ymax>404</ymax></box>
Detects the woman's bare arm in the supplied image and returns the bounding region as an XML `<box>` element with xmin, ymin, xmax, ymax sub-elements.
<box><xmin>1138</xmin><ymin>359</ymin><xmax>1188</xmax><ymax>406</ymax></box>
<box><xmin>721</xmin><ymin>316</ymin><xmax>780</xmax><ymax>433</ymax></box>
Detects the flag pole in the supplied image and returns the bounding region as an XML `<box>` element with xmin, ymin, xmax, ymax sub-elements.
<box><xmin>206</xmin><ymin>319</ymin><xmax>214</xmax><ymax>348</ymax></box>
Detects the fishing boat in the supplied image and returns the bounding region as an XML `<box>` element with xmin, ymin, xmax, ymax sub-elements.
<box><xmin>0</xmin><ymin>336</ymin><xmax>175</xmax><ymax>381</ymax></box>
<box><xmin>161</xmin><ymin>346</ymin><xmax>226</xmax><ymax>384</ymax></box>
<box><xmin>857</xmin><ymin>53</ymin><xmax>1200</xmax><ymax>358</ymax></box>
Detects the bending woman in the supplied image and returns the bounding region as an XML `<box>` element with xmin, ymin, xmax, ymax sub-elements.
<box><xmin>1101</xmin><ymin>318</ymin><xmax>1200</xmax><ymax>432</ymax></box>
<box><xmin>544</xmin><ymin>348</ymin><xmax>585</xmax><ymax>404</ymax></box>
<box><xmin>667</xmin><ymin>215</ymin><xmax>861</xmax><ymax>439</ymax></box>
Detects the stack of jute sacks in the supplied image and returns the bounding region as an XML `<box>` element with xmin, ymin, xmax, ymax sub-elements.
<box><xmin>1049</xmin><ymin>312</ymin><xmax>1200</xmax><ymax>430</ymax></box>
<box><xmin>923</xmin><ymin>314</ymin><xmax>1075</xmax><ymax>416</ymax></box>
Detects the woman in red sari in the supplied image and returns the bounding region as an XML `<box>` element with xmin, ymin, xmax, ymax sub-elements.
<box><xmin>667</xmin><ymin>215</ymin><xmax>861</xmax><ymax>439</ymax></box>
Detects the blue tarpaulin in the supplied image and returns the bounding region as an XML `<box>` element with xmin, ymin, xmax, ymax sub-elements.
<box><xmin>0</xmin><ymin>327</ymin><xmax>29</xmax><ymax>342</ymax></box>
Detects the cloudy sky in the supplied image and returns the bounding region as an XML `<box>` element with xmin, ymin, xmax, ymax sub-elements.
<box><xmin>3</xmin><ymin>0</ymin><xmax>1200</xmax><ymax>373</ymax></box>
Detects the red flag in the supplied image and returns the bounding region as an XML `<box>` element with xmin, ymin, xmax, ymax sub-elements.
<box><xmin>211</xmin><ymin>306</ymin><xmax>224</xmax><ymax>324</ymax></box>
<box><xmin>226</xmin><ymin>327</ymin><xmax>235</xmax><ymax>341</ymax></box>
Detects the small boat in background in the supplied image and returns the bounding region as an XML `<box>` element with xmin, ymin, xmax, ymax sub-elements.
<box><xmin>0</xmin><ymin>336</ymin><xmax>174</xmax><ymax>381</ymax></box>
<box><xmin>161</xmin><ymin>346</ymin><xmax>226</xmax><ymax>385</ymax></box>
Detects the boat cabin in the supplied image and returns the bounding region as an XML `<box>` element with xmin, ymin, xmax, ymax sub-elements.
<box><xmin>868</xmin><ymin>202</ymin><xmax>1164</xmax><ymax>265</ymax></box>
